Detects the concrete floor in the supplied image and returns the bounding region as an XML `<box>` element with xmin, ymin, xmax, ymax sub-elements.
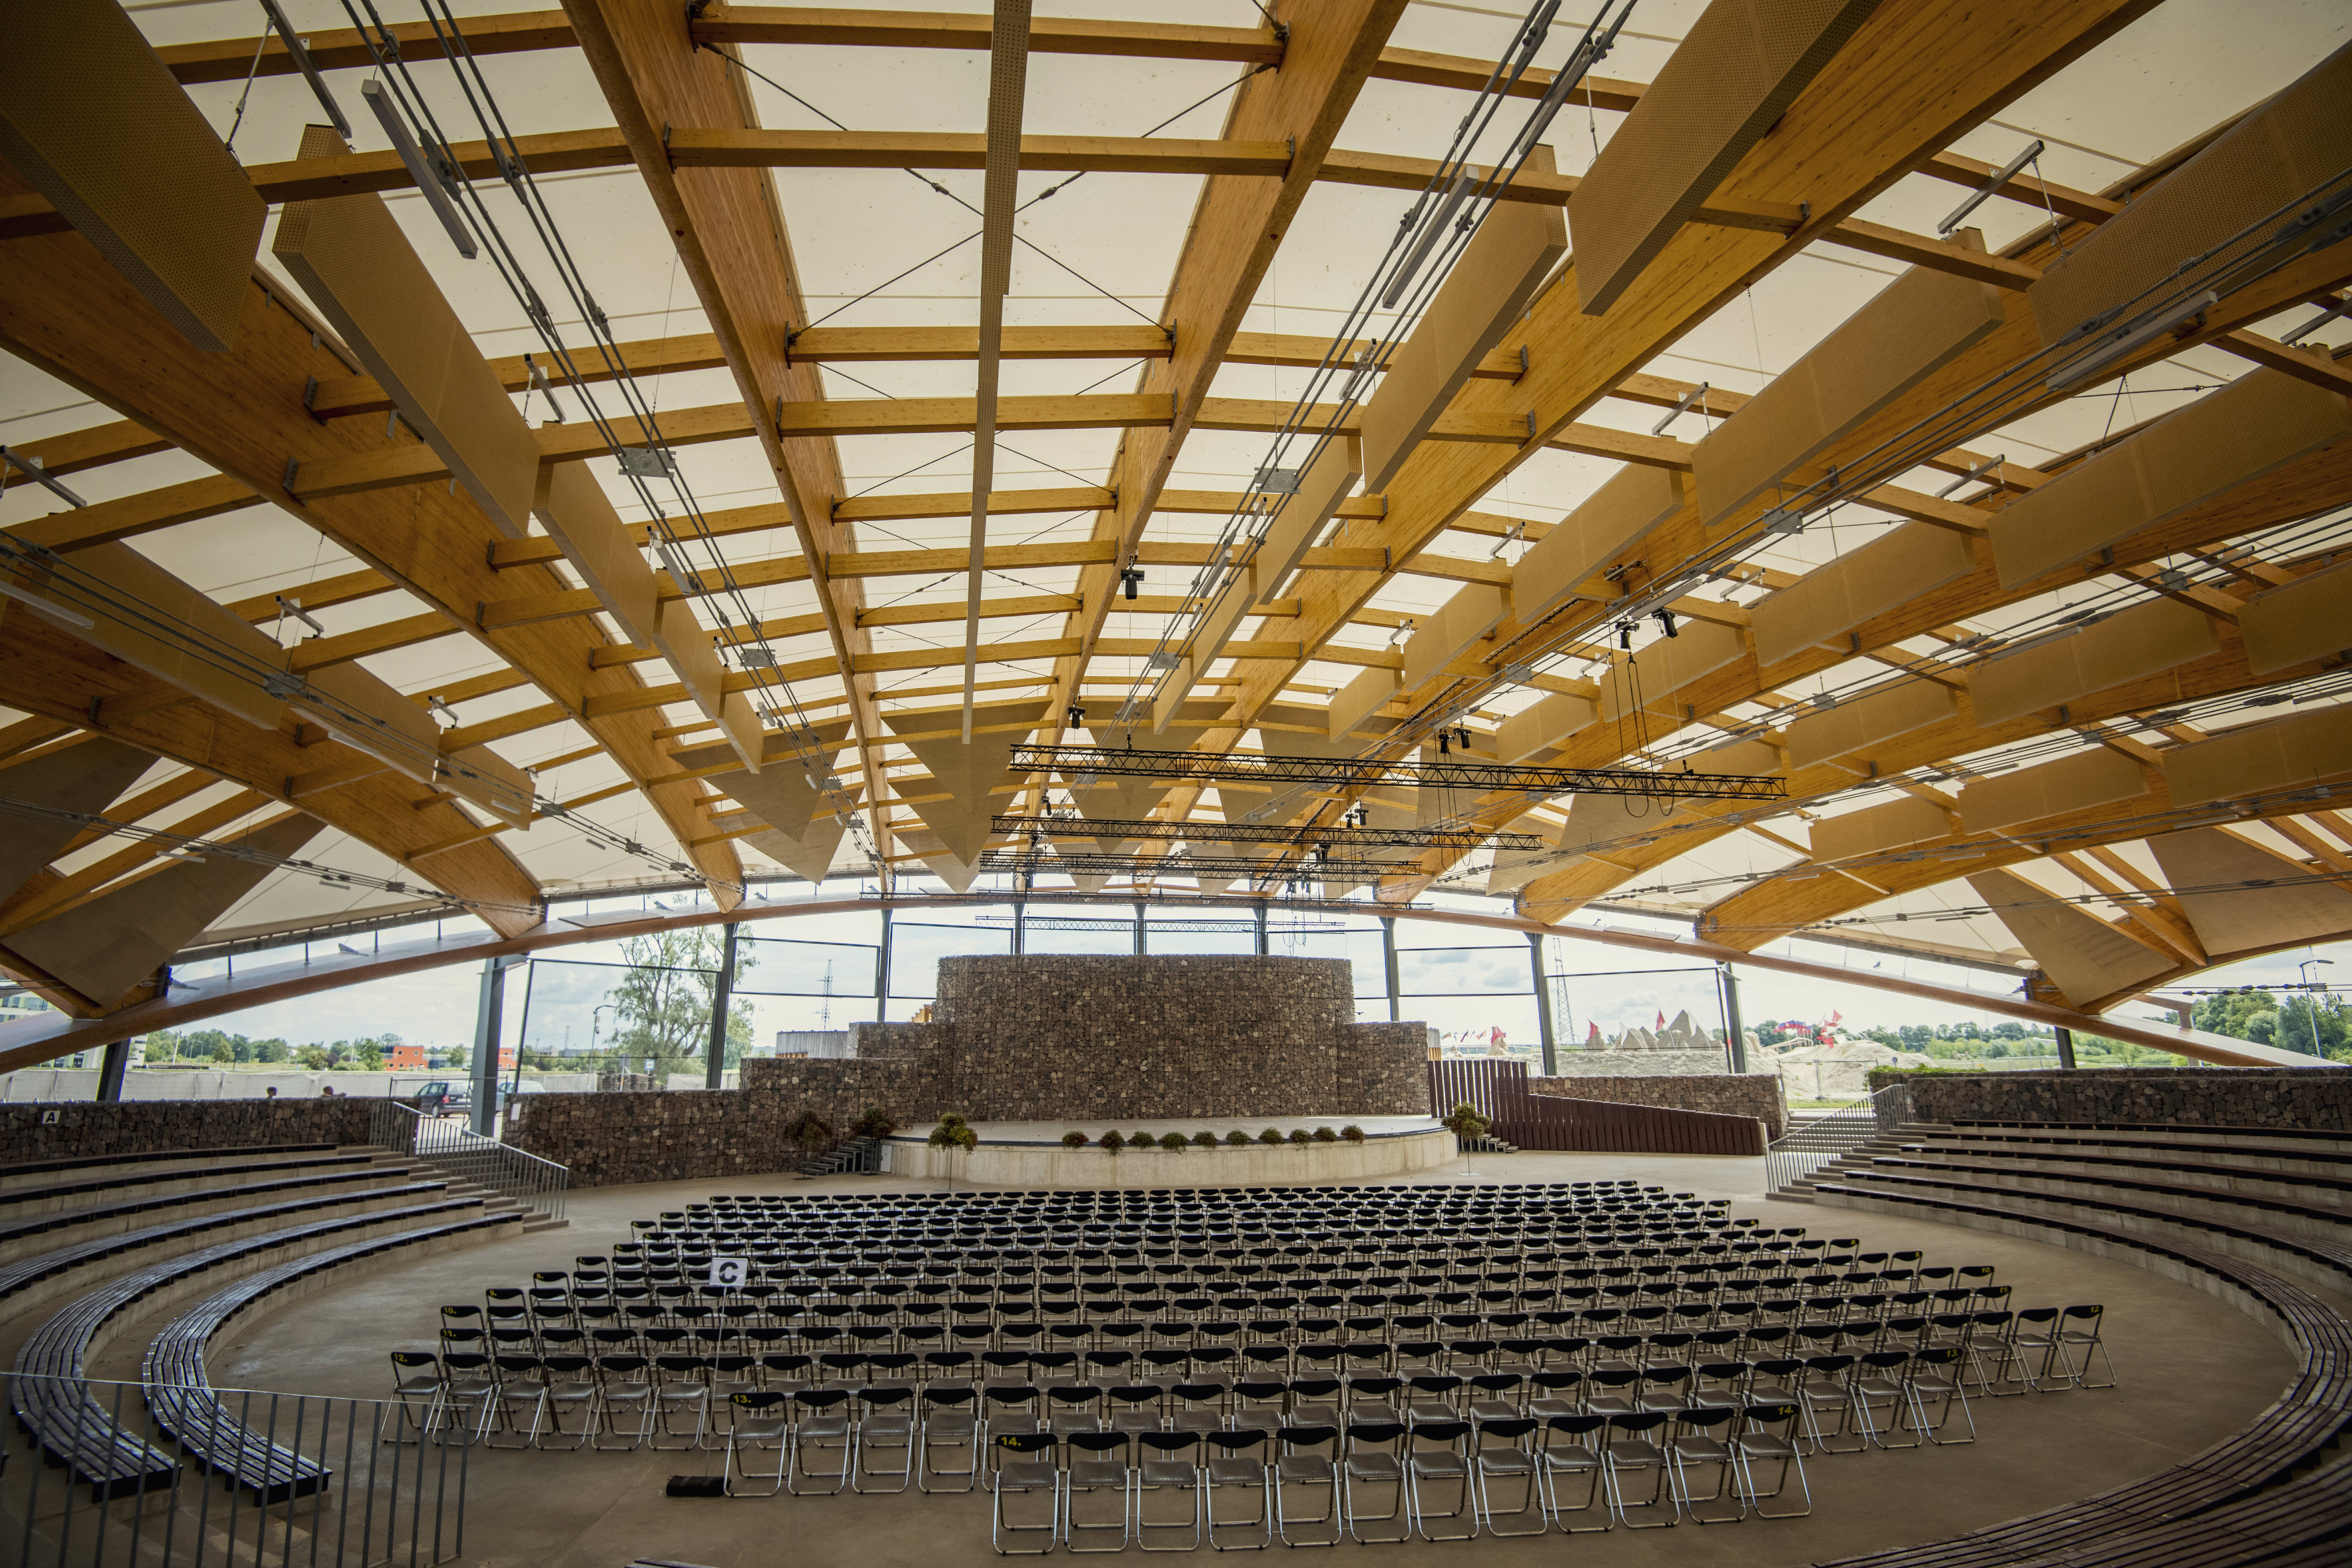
<box><xmin>22</xmin><ymin>1148</ymin><xmax>2311</xmax><ymax>1566</ymax></box>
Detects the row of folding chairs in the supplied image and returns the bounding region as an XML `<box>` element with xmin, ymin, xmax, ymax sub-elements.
<box><xmin>963</xmin><ymin>1408</ymin><xmax>1817</xmax><ymax>1549</ymax></box>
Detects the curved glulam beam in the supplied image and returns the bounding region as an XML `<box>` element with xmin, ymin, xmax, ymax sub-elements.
<box><xmin>0</xmin><ymin>242</ymin><xmax>744</xmax><ymax>904</ymax></box>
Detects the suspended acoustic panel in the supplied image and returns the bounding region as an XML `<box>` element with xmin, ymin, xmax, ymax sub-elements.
<box><xmin>1361</xmin><ymin>147</ymin><xmax>1567</xmax><ymax>492</ymax></box>
<box><xmin>2148</xmin><ymin>826</ymin><xmax>2352</xmax><ymax>958</ymax></box>
<box><xmin>884</xmin><ymin>700</ymin><xmax>1047</xmax><ymax>862</ymax></box>
<box><xmin>1968</xmin><ymin>866</ymin><xmax>2174</xmax><ymax>1009</ymax></box>
<box><xmin>676</xmin><ymin>719</ymin><xmax>854</xmax><ymax>841</ymax></box>
<box><xmin>1557</xmin><ymin>790</ymin><xmax>1672</xmax><ymax>860</ymax></box>
<box><xmin>2239</xmin><ymin>558</ymin><xmax>2352</xmax><ymax>675</ymax></box>
<box><xmin>1571</xmin><ymin>0</ymin><xmax>1885</xmax><ymax>316</ymax></box>
<box><xmin>1511</xmin><ymin>465</ymin><xmax>1686</xmax><ymax>624</ymax></box>
<box><xmin>1254</xmin><ymin>435</ymin><xmax>1361</xmax><ymax>599</ymax></box>
<box><xmin>895</xmin><ymin>828</ymin><xmax>991</xmax><ymax>894</ymax></box>
<box><xmin>438</xmin><ymin>745</ymin><xmax>534</xmax><ymax>830</ymax></box>
<box><xmin>652</xmin><ymin>597</ymin><xmax>763</xmax><ymax>771</ymax></box>
<box><xmin>272</xmin><ymin>128</ymin><xmax>539</xmax><ymax>538</ymax></box>
<box><xmin>290</xmin><ymin>662</ymin><xmax>442</xmax><ymax>789</ymax></box>
<box><xmin>1498</xmin><ymin>690</ymin><xmax>1600</xmax><ymax>763</ymax></box>
<box><xmin>1809</xmin><ymin>795</ymin><xmax>1950</xmax><ymax>862</ymax></box>
<box><xmin>4</xmin><ymin>542</ymin><xmax>288</xmax><ymax>732</ymax></box>
<box><xmin>2165</xmin><ymin>706</ymin><xmax>2352</xmax><ymax>809</ymax></box>
<box><xmin>0</xmin><ymin>738</ymin><xmax>160</xmax><ymax>907</ymax></box>
<box><xmin>748</xmin><ymin>814</ymin><xmax>847</xmax><ymax>884</ymax></box>
<box><xmin>1783</xmin><ymin>681</ymin><xmax>1958</xmax><ymax>772</ymax></box>
<box><xmin>0</xmin><ymin>0</ymin><xmax>265</xmax><ymax>351</ymax></box>
<box><xmin>1402</xmin><ymin>583</ymin><xmax>1511</xmax><ymax>689</ymax></box>
<box><xmin>1695</xmin><ymin>251</ymin><xmax>2005</xmax><ymax>529</ymax></box>
<box><xmin>5</xmin><ymin>812</ymin><xmax>323</xmax><ymax>1009</ymax></box>
<box><xmin>1691</xmin><ymin>737</ymin><xmax>1783</xmax><ymax>778</ymax></box>
<box><xmin>1750</xmin><ymin>524</ymin><xmax>1977</xmax><ymax>668</ymax></box>
<box><xmin>1967</xmin><ymin>599</ymin><xmax>2221</xmax><ymax>728</ymax></box>
<box><xmin>533</xmin><ymin>462</ymin><xmax>659</xmax><ymax>646</ymax></box>
<box><xmin>1958</xmin><ymin>746</ymin><xmax>2151</xmax><ymax>834</ymax></box>
<box><xmin>1598</xmin><ymin>620</ymin><xmax>1747</xmax><ymax>722</ymax></box>
<box><xmin>1329</xmin><ymin>664</ymin><xmax>1403</xmax><ymax>739</ymax></box>
<box><xmin>2028</xmin><ymin>41</ymin><xmax>2352</xmax><ymax>347</ymax></box>
<box><xmin>1989</xmin><ymin>370</ymin><xmax>2351</xmax><ymax>587</ymax></box>
<box><xmin>1487</xmin><ymin>811</ymin><xmax>1563</xmax><ymax>895</ymax></box>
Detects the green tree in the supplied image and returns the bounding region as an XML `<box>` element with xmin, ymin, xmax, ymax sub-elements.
<box><xmin>444</xmin><ymin>1045</ymin><xmax>468</xmax><ymax>1072</ymax></box>
<box><xmin>254</xmin><ymin>1038</ymin><xmax>289</xmax><ymax>1064</ymax></box>
<box><xmin>296</xmin><ymin>1044</ymin><xmax>331</xmax><ymax>1069</ymax></box>
<box><xmin>348</xmin><ymin>1042</ymin><xmax>383</xmax><ymax>1072</ymax></box>
<box><xmin>607</xmin><ymin>928</ymin><xmax>759</xmax><ymax>1076</ymax></box>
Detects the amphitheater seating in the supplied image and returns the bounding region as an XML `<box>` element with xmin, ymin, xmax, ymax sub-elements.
<box><xmin>0</xmin><ymin>1143</ymin><xmax>341</xmax><ymax>1194</ymax></box>
<box><xmin>141</xmin><ymin>1214</ymin><xmax>524</xmax><ymax>1503</ymax></box>
<box><xmin>10</xmin><ymin>1192</ymin><xmax>504</xmax><ymax>1498</ymax></box>
<box><xmin>0</xmin><ymin>1172</ymin><xmax>472</xmax><ymax>1320</ymax></box>
<box><xmin>1801</xmin><ymin>1117</ymin><xmax>2352</xmax><ymax>1568</ymax></box>
<box><xmin>0</xmin><ymin>1154</ymin><xmax>433</xmax><ymax>1263</ymax></box>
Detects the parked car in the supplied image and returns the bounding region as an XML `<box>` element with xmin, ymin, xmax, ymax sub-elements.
<box><xmin>414</xmin><ymin>1080</ymin><xmax>471</xmax><ymax>1116</ymax></box>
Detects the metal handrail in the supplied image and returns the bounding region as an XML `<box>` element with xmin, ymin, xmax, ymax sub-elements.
<box><xmin>368</xmin><ymin>1099</ymin><xmax>567</xmax><ymax>1224</ymax></box>
<box><xmin>1764</xmin><ymin>1087</ymin><xmax>1902</xmax><ymax>1196</ymax></box>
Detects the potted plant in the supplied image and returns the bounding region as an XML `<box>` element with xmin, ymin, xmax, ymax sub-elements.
<box><xmin>1158</xmin><ymin>1132</ymin><xmax>1187</xmax><ymax>1152</ymax></box>
<box><xmin>1287</xmin><ymin>1128</ymin><xmax>1312</xmax><ymax>1146</ymax></box>
<box><xmin>1190</xmin><ymin>1130</ymin><xmax>1218</xmax><ymax>1148</ymax></box>
<box><xmin>1339</xmin><ymin>1124</ymin><xmax>1366</xmax><ymax>1143</ymax></box>
<box><xmin>1257</xmin><ymin>1128</ymin><xmax>1283</xmax><ymax>1146</ymax></box>
<box><xmin>1226</xmin><ymin>1129</ymin><xmax>1251</xmax><ymax>1146</ymax></box>
<box><xmin>782</xmin><ymin>1109</ymin><xmax>833</xmax><ymax>1152</ymax></box>
<box><xmin>926</xmin><ymin>1111</ymin><xmax>979</xmax><ymax>1151</ymax></box>
<box><xmin>1131</xmin><ymin>1130</ymin><xmax>1153</xmax><ymax>1150</ymax></box>
<box><xmin>1062</xmin><ymin>1130</ymin><xmax>1089</xmax><ymax>1150</ymax></box>
<box><xmin>1100</xmin><ymin>1129</ymin><xmax>1125</xmax><ymax>1156</ymax></box>
<box><xmin>851</xmin><ymin>1104</ymin><xmax>896</xmax><ymax>1139</ymax></box>
<box><xmin>1441</xmin><ymin>1102</ymin><xmax>1492</xmax><ymax>1145</ymax></box>
<box><xmin>1310</xmin><ymin>1126</ymin><xmax>1337</xmax><ymax>1143</ymax></box>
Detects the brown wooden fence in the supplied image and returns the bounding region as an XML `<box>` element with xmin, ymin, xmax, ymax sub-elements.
<box><xmin>1427</xmin><ymin>1059</ymin><xmax>1766</xmax><ymax>1156</ymax></box>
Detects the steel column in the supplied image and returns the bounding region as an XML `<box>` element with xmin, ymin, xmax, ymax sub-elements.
<box><xmin>469</xmin><ymin>958</ymin><xmax>511</xmax><ymax>1136</ymax></box>
<box><xmin>1528</xmin><ymin>932</ymin><xmax>1556</xmax><ymax>1077</ymax></box>
<box><xmin>94</xmin><ymin>1037</ymin><xmax>130</xmax><ymax>1101</ymax></box>
<box><xmin>1381</xmin><ymin>915</ymin><xmax>1401</xmax><ymax>1024</ymax></box>
<box><xmin>2054</xmin><ymin>1025</ymin><xmax>2077</xmax><ymax>1070</ymax></box>
<box><xmin>875</xmin><ymin>906</ymin><xmax>893</xmax><ymax>1022</ymax></box>
<box><xmin>1720</xmin><ymin>966</ymin><xmax>1748</xmax><ymax>1073</ymax></box>
<box><xmin>705</xmin><ymin>921</ymin><xmax>740</xmax><ymax>1090</ymax></box>
<box><xmin>1253</xmin><ymin>901</ymin><xmax>1268</xmax><ymax>955</ymax></box>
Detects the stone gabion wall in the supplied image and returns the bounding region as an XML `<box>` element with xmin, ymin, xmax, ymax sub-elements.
<box><xmin>1528</xmin><ymin>1072</ymin><xmax>1788</xmax><ymax>1139</ymax></box>
<box><xmin>1543</xmin><ymin>1048</ymin><xmax>1729</xmax><ymax>1078</ymax></box>
<box><xmin>501</xmin><ymin>956</ymin><xmax>1434</xmax><ymax>1185</ymax></box>
<box><xmin>1870</xmin><ymin>1066</ymin><xmax>2352</xmax><ymax>1131</ymax></box>
<box><xmin>906</xmin><ymin>955</ymin><xmax>1418</xmax><ymax>1121</ymax></box>
<box><xmin>0</xmin><ymin>1097</ymin><xmax>378</xmax><ymax>1165</ymax></box>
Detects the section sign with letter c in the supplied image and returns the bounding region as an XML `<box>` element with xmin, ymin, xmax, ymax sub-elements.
<box><xmin>708</xmin><ymin>1256</ymin><xmax>749</xmax><ymax>1290</ymax></box>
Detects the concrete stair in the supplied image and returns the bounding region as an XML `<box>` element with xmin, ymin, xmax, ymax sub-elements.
<box><xmin>793</xmin><ymin>1136</ymin><xmax>881</xmax><ymax>1179</ymax></box>
<box><xmin>1771</xmin><ymin>1121</ymin><xmax>1951</xmax><ymax>1203</ymax></box>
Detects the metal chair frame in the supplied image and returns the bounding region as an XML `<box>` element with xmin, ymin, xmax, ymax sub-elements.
<box><xmin>1204</xmin><ymin>1428</ymin><xmax>1275</xmax><ymax>1551</ymax></box>
<box><xmin>1731</xmin><ymin>1402</ymin><xmax>1811</xmax><ymax>1519</ymax></box>
<box><xmin>992</xmin><ymin>1431</ymin><xmax>1064</xmax><ymax>1555</ymax></box>
<box><xmin>724</xmin><ymin>1391</ymin><xmax>791</xmax><ymax>1497</ymax></box>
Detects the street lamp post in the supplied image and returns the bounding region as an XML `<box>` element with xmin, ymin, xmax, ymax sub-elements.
<box><xmin>2297</xmin><ymin>959</ymin><xmax>2334</xmax><ymax>1055</ymax></box>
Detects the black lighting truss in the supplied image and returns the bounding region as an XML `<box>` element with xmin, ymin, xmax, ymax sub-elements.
<box><xmin>980</xmin><ymin>849</ymin><xmax>1408</xmax><ymax>881</ymax></box>
<box><xmin>1013</xmin><ymin>745</ymin><xmax>1786</xmax><ymax>802</ymax></box>
<box><xmin>990</xmin><ymin>814</ymin><xmax>1547</xmax><ymax>853</ymax></box>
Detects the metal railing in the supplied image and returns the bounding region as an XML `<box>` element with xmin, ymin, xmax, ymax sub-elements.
<box><xmin>6</xmin><ymin>1373</ymin><xmax>467</xmax><ymax>1567</ymax></box>
<box><xmin>367</xmin><ymin>1100</ymin><xmax>567</xmax><ymax>1225</ymax></box>
<box><xmin>1765</xmin><ymin>1087</ymin><xmax>1902</xmax><ymax>1195</ymax></box>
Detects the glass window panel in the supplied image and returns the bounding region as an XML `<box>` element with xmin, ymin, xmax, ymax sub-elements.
<box><xmin>887</xmin><ymin>922</ymin><xmax>1012</xmax><ymax>999</ymax></box>
<box><xmin>1396</xmin><ymin>945</ymin><xmax>1531</xmax><ymax>996</ymax></box>
<box><xmin>1143</xmin><ymin>922</ymin><xmax>1256</xmax><ymax>956</ymax></box>
<box><xmin>1413</xmin><ymin>994</ymin><xmax>1544</xmax><ymax>1062</ymax></box>
<box><xmin>1549</xmin><ymin>966</ymin><xmax>1726</xmax><ymax>1051</ymax></box>
<box><xmin>1021</xmin><ymin>921</ymin><xmax>1136</xmax><ymax>956</ymax></box>
<box><xmin>1267</xmin><ymin>926</ymin><xmax>1389</xmax><ymax>998</ymax></box>
<box><xmin>734</xmin><ymin>937</ymin><xmax>878</xmax><ymax>997</ymax></box>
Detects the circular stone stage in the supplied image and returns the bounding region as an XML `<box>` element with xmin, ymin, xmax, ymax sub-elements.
<box><xmin>882</xmin><ymin>1115</ymin><xmax>1453</xmax><ymax>1185</ymax></box>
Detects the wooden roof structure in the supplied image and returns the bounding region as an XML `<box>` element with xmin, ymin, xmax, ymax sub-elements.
<box><xmin>0</xmin><ymin>0</ymin><xmax>2348</xmax><ymax>1042</ymax></box>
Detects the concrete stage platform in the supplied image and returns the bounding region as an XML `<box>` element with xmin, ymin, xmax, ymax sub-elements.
<box><xmin>882</xmin><ymin>1114</ymin><xmax>1452</xmax><ymax>1184</ymax></box>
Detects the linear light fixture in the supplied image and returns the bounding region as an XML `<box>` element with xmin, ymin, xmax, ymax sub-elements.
<box><xmin>1938</xmin><ymin>139</ymin><xmax>2044</xmax><ymax>236</ymax></box>
<box><xmin>359</xmin><ymin>80</ymin><xmax>476</xmax><ymax>260</ymax></box>
<box><xmin>0</xmin><ymin>579</ymin><xmax>93</xmax><ymax>629</ymax></box>
<box><xmin>256</xmin><ymin>0</ymin><xmax>351</xmax><ymax>138</ymax></box>
<box><xmin>0</xmin><ymin>445</ymin><xmax>87</xmax><ymax>507</ymax></box>
<box><xmin>1650</xmin><ymin>382</ymin><xmax>1710</xmax><ymax>436</ymax></box>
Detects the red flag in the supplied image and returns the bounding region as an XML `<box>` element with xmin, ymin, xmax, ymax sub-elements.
<box><xmin>1655</xmin><ymin>1009</ymin><xmax>1666</xmax><ymax>1030</ymax></box>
